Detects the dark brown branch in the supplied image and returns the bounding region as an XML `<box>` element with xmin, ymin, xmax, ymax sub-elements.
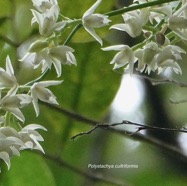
<box><xmin>169</xmin><ymin>99</ymin><xmax>187</xmax><ymax>104</ymax></box>
<box><xmin>42</xmin><ymin>103</ymin><xmax>187</xmax><ymax>163</ymax></box>
<box><xmin>140</xmin><ymin>75</ymin><xmax>187</xmax><ymax>87</ymax></box>
<box><xmin>42</xmin><ymin>153</ymin><xmax>127</xmax><ymax>186</ymax></box>
<box><xmin>114</xmin><ymin>70</ymin><xmax>187</xmax><ymax>87</ymax></box>
<box><xmin>71</xmin><ymin>120</ymin><xmax>187</xmax><ymax>140</ymax></box>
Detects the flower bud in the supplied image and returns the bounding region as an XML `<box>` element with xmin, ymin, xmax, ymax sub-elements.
<box><xmin>156</xmin><ymin>32</ymin><xmax>165</xmax><ymax>46</ymax></box>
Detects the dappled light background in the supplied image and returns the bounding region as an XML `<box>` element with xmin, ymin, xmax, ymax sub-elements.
<box><xmin>1</xmin><ymin>0</ymin><xmax>187</xmax><ymax>186</ymax></box>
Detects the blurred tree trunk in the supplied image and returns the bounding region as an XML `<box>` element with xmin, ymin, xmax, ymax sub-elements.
<box><xmin>143</xmin><ymin>77</ymin><xmax>187</xmax><ymax>172</ymax></box>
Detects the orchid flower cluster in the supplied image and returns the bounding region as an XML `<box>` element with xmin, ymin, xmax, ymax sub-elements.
<box><xmin>103</xmin><ymin>0</ymin><xmax>187</xmax><ymax>75</ymax></box>
<box><xmin>0</xmin><ymin>0</ymin><xmax>186</xmax><ymax>171</ymax></box>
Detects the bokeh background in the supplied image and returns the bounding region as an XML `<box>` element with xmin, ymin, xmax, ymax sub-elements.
<box><xmin>1</xmin><ymin>0</ymin><xmax>187</xmax><ymax>186</ymax></box>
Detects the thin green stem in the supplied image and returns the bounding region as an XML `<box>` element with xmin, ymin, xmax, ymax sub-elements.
<box><xmin>105</xmin><ymin>0</ymin><xmax>178</xmax><ymax>17</ymax></box>
<box><xmin>63</xmin><ymin>23</ymin><xmax>82</xmax><ymax>45</ymax></box>
<box><xmin>0</xmin><ymin>34</ymin><xmax>18</xmax><ymax>47</ymax></box>
<box><xmin>62</xmin><ymin>0</ymin><xmax>178</xmax><ymax>45</ymax></box>
<box><xmin>132</xmin><ymin>38</ymin><xmax>149</xmax><ymax>51</ymax></box>
<box><xmin>24</xmin><ymin>69</ymin><xmax>49</xmax><ymax>86</ymax></box>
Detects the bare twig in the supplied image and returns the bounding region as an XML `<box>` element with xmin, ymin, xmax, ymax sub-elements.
<box><xmin>42</xmin><ymin>153</ymin><xmax>128</xmax><ymax>186</ymax></box>
<box><xmin>139</xmin><ymin>75</ymin><xmax>187</xmax><ymax>87</ymax></box>
<box><xmin>42</xmin><ymin>103</ymin><xmax>187</xmax><ymax>163</ymax></box>
<box><xmin>71</xmin><ymin>120</ymin><xmax>187</xmax><ymax>140</ymax></box>
<box><xmin>169</xmin><ymin>99</ymin><xmax>187</xmax><ymax>104</ymax></box>
<box><xmin>114</xmin><ymin>70</ymin><xmax>187</xmax><ymax>87</ymax></box>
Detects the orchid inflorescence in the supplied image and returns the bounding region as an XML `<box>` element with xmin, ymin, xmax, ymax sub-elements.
<box><xmin>0</xmin><ymin>0</ymin><xmax>185</xmax><ymax>171</ymax></box>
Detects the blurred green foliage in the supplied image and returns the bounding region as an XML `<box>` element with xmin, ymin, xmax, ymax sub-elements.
<box><xmin>1</xmin><ymin>0</ymin><xmax>187</xmax><ymax>186</ymax></box>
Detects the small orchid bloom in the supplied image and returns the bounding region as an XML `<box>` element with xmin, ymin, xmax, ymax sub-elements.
<box><xmin>19</xmin><ymin>124</ymin><xmax>47</xmax><ymax>153</ymax></box>
<box><xmin>110</xmin><ymin>9</ymin><xmax>149</xmax><ymax>38</ymax></box>
<box><xmin>168</xmin><ymin>2</ymin><xmax>187</xmax><ymax>41</ymax></box>
<box><xmin>0</xmin><ymin>127</ymin><xmax>26</xmax><ymax>171</ymax></box>
<box><xmin>155</xmin><ymin>45</ymin><xmax>185</xmax><ymax>74</ymax></box>
<box><xmin>20</xmin><ymin>39</ymin><xmax>53</xmax><ymax>75</ymax></box>
<box><xmin>168</xmin><ymin>16</ymin><xmax>187</xmax><ymax>41</ymax></box>
<box><xmin>31</xmin><ymin>80</ymin><xmax>62</xmax><ymax>116</ymax></box>
<box><xmin>0</xmin><ymin>137</ymin><xmax>23</xmax><ymax>171</ymax></box>
<box><xmin>102</xmin><ymin>45</ymin><xmax>137</xmax><ymax>75</ymax></box>
<box><xmin>0</xmin><ymin>124</ymin><xmax>46</xmax><ymax>171</ymax></box>
<box><xmin>20</xmin><ymin>40</ymin><xmax>76</xmax><ymax>77</ymax></box>
<box><xmin>19</xmin><ymin>39</ymin><xmax>50</xmax><ymax>68</ymax></box>
<box><xmin>49</xmin><ymin>45</ymin><xmax>77</xmax><ymax>77</ymax></box>
<box><xmin>0</xmin><ymin>56</ymin><xmax>18</xmax><ymax>94</ymax></box>
<box><xmin>149</xmin><ymin>5</ymin><xmax>172</xmax><ymax>23</ymax></box>
<box><xmin>32</xmin><ymin>0</ymin><xmax>58</xmax><ymax>13</ymax></box>
<box><xmin>0</xmin><ymin>94</ymin><xmax>32</xmax><ymax>122</ymax></box>
<box><xmin>135</xmin><ymin>42</ymin><xmax>160</xmax><ymax>74</ymax></box>
<box><xmin>82</xmin><ymin>0</ymin><xmax>111</xmax><ymax>45</ymax></box>
<box><xmin>31</xmin><ymin>5</ymin><xmax>66</xmax><ymax>36</ymax></box>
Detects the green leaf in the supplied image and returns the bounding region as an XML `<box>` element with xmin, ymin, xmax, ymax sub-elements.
<box><xmin>1</xmin><ymin>152</ymin><xmax>56</xmax><ymax>186</ymax></box>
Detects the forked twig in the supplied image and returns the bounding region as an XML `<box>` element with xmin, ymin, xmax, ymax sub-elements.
<box><xmin>71</xmin><ymin>120</ymin><xmax>187</xmax><ymax>140</ymax></box>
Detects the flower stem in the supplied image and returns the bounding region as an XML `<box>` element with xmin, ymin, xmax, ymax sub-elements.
<box><xmin>63</xmin><ymin>23</ymin><xmax>83</xmax><ymax>45</ymax></box>
<box><xmin>24</xmin><ymin>69</ymin><xmax>49</xmax><ymax>86</ymax></box>
<box><xmin>105</xmin><ymin>0</ymin><xmax>178</xmax><ymax>17</ymax></box>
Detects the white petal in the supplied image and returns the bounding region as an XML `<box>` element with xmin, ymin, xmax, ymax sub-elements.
<box><xmin>0</xmin><ymin>152</ymin><xmax>11</xmax><ymax>170</ymax></box>
<box><xmin>171</xmin><ymin>45</ymin><xmax>186</xmax><ymax>54</ymax></box>
<box><xmin>52</xmin><ymin>59</ymin><xmax>62</xmax><ymax>77</ymax></box>
<box><xmin>22</xmin><ymin>141</ymin><xmax>33</xmax><ymax>149</ymax></box>
<box><xmin>22</xmin><ymin>124</ymin><xmax>47</xmax><ymax>131</ymax></box>
<box><xmin>53</xmin><ymin>21</ymin><xmax>66</xmax><ymax>31</ymax></box>
<box><xmin>84</xmin><ymin>25</ymin><xmax>103</xmax><ymax>45</ymax></box>
<box><xmin>16</xmin><ymin>94</ymin><xmax>32</xmax><ymax>106</ymax></box>
<box><xmin>37</xmin><ymin>80</ymin><xmax>63</xmax><ymax>87</ymax></box>
<box><xmin>10</xmin><ymin>146</ymin><xmax>20</xmax><ymax>156</ymax></box>
<box><xmin>110</xmin><ymin>24</ymin><xmax>127</xmax><ymax>31</ymax></box>
<box><xmin>111</xmin><ymin>24</ymin><xmax>140</xmax><ymax>38</ymax></box>
<box><xmin>66</xmin><ymin>52</ymin><xmax>77</xmax><ymax>65</ymax></box>
<box><xmin>7</xmin><ymin>108</ymin><xmax>25</xmax><ymax>122</ymax></box>
<box><xmin>6</xmin><ymin>56</ymin><xmax>14</xmax><ymax>76</ymax></box>
<box><xmin>102</xmin><ymin>45</ymin><xmax>126</xmax><ymax>51</ymax></box>
<box><xmin>31</xmin><ymin>9</ymin><xmax>43</xmax><ymax>25</ymax></box>
<box><xmin>29</xmin><ymin>134</ymin><xmax>45</xmax><ymax>153</ymax></box>
<box><xmin>83</xmin><ymin>0</ymin><xmax>102</xmax><ymax>18</ymax></box>
<box><xmin>32</xmin><ymin>94</ymin><xmax>40</xmax><ymax>117</ymax></box>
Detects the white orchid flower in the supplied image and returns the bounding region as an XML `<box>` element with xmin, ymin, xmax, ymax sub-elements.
<box><xmin>82</xmin><ymin>0</ymin><xmax>111</xmax><ymax>45</ymax></box>
<box><xmin>49</xmin><ymin>45</ymin><xmax>77</xmax><ymax>77</ymax></box>
<box><xmin>20</xmin><ymin>40</ymin><xmax>76</xmax><ymax>77</ymax></box>
<box><xmin>19</xmin><ymin>124</ymin><xmax>47</xmax><ymax>153</ymax></box>
<box><xmin>0</xmin><ymin>137</ymin><xmax>23</xmax><ymax>171</ymax></box>
<box><xmin>31</xmin><ymin>4</ymin><xmax>66</xmax><ymax>36</ymax></box>
<box><xmin>155</xmin><ymin>45</ymin><xmax>185</xmax><ymax>74</ymax></box>
<box><xmin>135</xmin><ymin>42</ymin><xmax>160</xmax><ymax>74</ymax></box>
<box><xmin>110</xmin><ymin>9</ymin><xmax>149</xmax><ymax>38</ymax></box>
<box><xmin>0</xmin><ymin>56</ymin><xmax>18</xmax><ymax>94</ymax></box>
<box><xmin>102</xmin><ymin>45</ymin><xmax>137</xmax><ymax>75</ymax></box>
<box><xmin>0</xmin><ymin>127</ymin><xmax>26</xmax><ymax>171</ymax></box>
<box><xmin>0</xmin><ymin>94</ymin><xmax>32</xmax><ymax>122</ymax></box>
<box><xmin>32</xmin><ymin>0</ymin><xmax>58</xmax><ymax>14</ymax></box>
<box><xmin>0</xmin><ymin>124</ymin><xmax>46</xmax><ymax>171</ymax></box>
<box><xmin>168</xmin><ymin>2</ymin><xmax>187</xmax><ymax>41</ymax></box>
<box><xmin>31</xmin><ymin>80</ymin><xmax>62</xmax><ymax>116</ymax></box>
<box><xmin>19</xmin><ymin>39</ymin><xmax>50</xmax><ymax>68</ymax></box>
